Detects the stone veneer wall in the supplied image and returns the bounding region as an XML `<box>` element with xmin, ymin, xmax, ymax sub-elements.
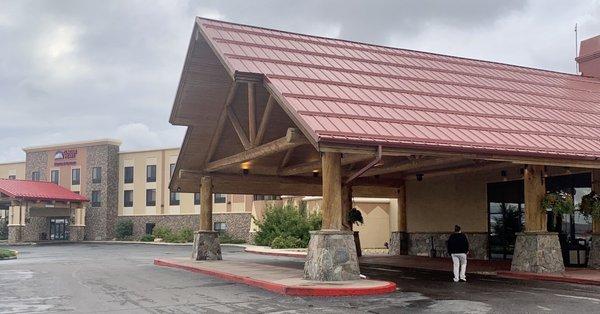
<box><xmin>118</xmin><ymin>213</ymin><xmax>252</xmax><ymax>241</ymax></box>
<box><xmin>407</xmin><ymin>232</ymin><xmax>488</xmax><ymax>260</ymax></box>
<box><xmin>20</xmin><ymin>216</ymin><xmax>49</xmax><ymax>242</ymax></box>
<box><xmin>85</xmin><ymin>144</ymin><xmax>119</xmax><ymax>240</ymax></box>
<box><xmin>25</xmin><ymin>151</ymin><xmax>48</xmax><ymax>181</ymax></box>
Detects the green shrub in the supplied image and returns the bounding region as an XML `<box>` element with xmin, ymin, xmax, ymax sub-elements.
<box><xmin>219</xmin><ymin>233</ymin><xmax>246</xmax><ymax>244</ymax></box>
<box><xmin>151</xmin><ymin>227</ymin><xmax>194</xmax><ymax>243</ymax></box>
<box><xmin>178</xmin><ymin>228</ymin><xmax>194</xmax><ymax>243</ymax></box>
<box><xmin>115</xmin><ymin>220</ymin><xmax>133</xmax><ymax>240</ymax></box>
<box><xmin>152</xmin><ymin>226</ymin><xmax>173</xmax><ymax>241</ymax></box>
<box><xmin>254</xmin><ymin>204</ymin><xmax>322</xmax><ymax>248</ymax></box>
<box><xmin>140</xmin><ymin>234</ymin><xmax>155</xmax><ymax>242</ymax></box>
<box><xmin>270</xmin><ymin>235</ymin><xmax>304</xmax><ymax>249</ymax></box>
<box><xmin>0</xmin><ymin>248</ymin><xmax>16</xmax><ymax>259</ymax></box>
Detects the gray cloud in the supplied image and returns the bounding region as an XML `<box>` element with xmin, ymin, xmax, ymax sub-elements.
<box><xmin>0</xmin><ymin>0</ymin><xmax>598</xmax><ymax>162</ymax></box>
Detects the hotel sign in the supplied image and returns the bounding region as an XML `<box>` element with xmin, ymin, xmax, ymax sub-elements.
<box><xmin>54</xmin><ymin>149</ymin><xmax>78</xmax><ymax>166</ymax></box>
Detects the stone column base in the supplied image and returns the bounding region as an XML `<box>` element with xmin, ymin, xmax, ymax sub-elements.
<box><xmin>70</xmin><ymin>226</ymin><xmax>85</xmax><ymax>242</ymax></box>
<box><xmin>389</xmin><ymin>231</ymin><xmax>408</xmax><ymax>255</ymax></box>
<box><xmin>511</xmin><ymin>232</ymin><xmax>564</xmax><ymax>273</ymax></box>
<box><xmin>192</xmin><ymin>231</ymin><xmax>222</xmax><ymax>261</ymax></box>
<box><xmin>8</xmin><ymin>225</ymin><xmax>22</xmax><ymax>244</ymax></box>
<box><xmin>588</xmin><ymin>235</ymin><xmax>600</xmax><ymax>269</ymax></box>
<box><xmin>303</xmin><ymin>230</ymin><xmax>360</xmax><ymax>281</ymax></box>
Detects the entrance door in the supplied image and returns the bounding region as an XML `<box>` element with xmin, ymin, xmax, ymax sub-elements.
<box><xmin>487</xmin><ymin>180</ymin><xmax>525</xmax><ymax>260</ymax></box>
<box><xmin>50</xmin><ymin>218</ymin><xmax>69</xmax><ymax>240</ymax></box>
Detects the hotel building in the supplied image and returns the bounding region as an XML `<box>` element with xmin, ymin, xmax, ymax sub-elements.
<box><xmin>0</xmin><ymin>139</ymin><xmax>393</xmax><ymax>248</ymax></box>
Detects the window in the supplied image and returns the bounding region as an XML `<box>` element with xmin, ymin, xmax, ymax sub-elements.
<box><xmin>170</xmin><ymin>192</ymin><xmax>180</xmax><ymax>206</ymax></box>
<box><xmin>8</xmin><ymin>175</ymin><xmax>16</xmax><ymax>180</ymax></box>
<box><xmin>214</xmin><ymin>222</ymin><xmax>227</xmax><ymax>234</ymax></box>
<box><xmin>194</xmin><ymin>192</ymin><xmax>201</xmax><ymax>205</ymax></box>
<box><xmin>92</xmin><ymin>167</ymin><xmax>102</xmax><ymax>183</ymax></box>
<box><xmin>31</xmin><ymin>171</ymin><xmax>40</xmax><ymax>181</ymax></box>
<box><xmin>71</xmin><ymin>168</ymin><xmax>80</xmax><ymax>185</ymax></box>
<box><xmin>146</xmin><ymin>189</ymin><xmax>156</xmax><ymax>206</ymax></box>
<box><xmin>124</xmin><ymin>166</ymin><xmax>134</xmax><ymax>184</ymax></box>
<box><xmin>91</xmin><ymin>190</ymin><xmax>101</xmax><ymax>207</ymax></box>
<box><xmin>124</xmin><ymin>190</ymin><xmax>133</xmax><ymax>207</ymax></box>
<box><xmin>50</xmin><ymin>170</ymin><xmax>59</xmax><ymax>184</ymax></box>
<box><xmin>214</xmin><ymin>194</ymin><xmax>227</xmax><ymax>204</ymax></box>
<box><xmin>253</xmin><ymin>195</ymin><xmax>282</xmax><ymax>201</ymax></box>
<box><xmin>73</xmin><ymin>191</ymin><xmax>80</xmax><ymax>195</ymax></box>
<box><xmin>146</xmin><ymin>165</ymin><xmax>156</xmax><ymax>182</ymax></box>
<box><xmin>170</xmin><ymin>163</ymin><xmax>176</xmax><ymax>178</ymax></box>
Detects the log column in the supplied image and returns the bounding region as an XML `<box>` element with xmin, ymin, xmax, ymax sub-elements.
<box><xmin>199</xmin><ymin>176</ymin><xmax>213</xmax><ymax>231</ymax></box>
<box><xmin>192</xmin><ymin>176</ymin><xmax>222</xmax><ymax>261</ymax></box>
<box><xmin>303</xmin><ymin>152</ymin><xmax>360</xmax><ymax>281</ymax></box>
<box><xmin>511</xmin><ymin>165</ymin><xmax>564</xmax><ymax>273</ymax></box>
<box><xmin>589</xmin><ymin>170</ymin><xmax>600</xmax><ymax>268</ymax></box>
<box><xmin>389</xmin><ymin>182</ymin><xmax>408</xmax><ymax>255</ymax></box>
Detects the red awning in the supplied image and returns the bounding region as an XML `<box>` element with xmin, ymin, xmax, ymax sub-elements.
<box><xmin>188</xmin><ymin>18</ymin><xmax>600</xmax><ymax>161</ymax></box>
<box><xmin>0</xmin><ymin>179</ymin><xmax>88</xmax><ymax>203</ymax></box>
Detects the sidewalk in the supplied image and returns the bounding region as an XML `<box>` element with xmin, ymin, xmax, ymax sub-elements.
<box><xmin>243</xmin><ymin>245</ymin><xmax>307</xmax><ymax>258</ymax></box>
<box><xmin>497</xmin><ymin>268</ymin><xmax>600</xmax><ymax>286</ymax></box>
<box><xmin>154</xmin><ymin>257</ymin><xmax>396</xmax><ymax>296</ymax></box>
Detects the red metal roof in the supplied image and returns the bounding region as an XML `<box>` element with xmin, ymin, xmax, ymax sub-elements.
<box><xmin>0</xmin><ymin>179</ymin><xmax>89</xmax><ymax>203</ymax></box>
<box><xmin>197</xmin><ymin>18</ymin><xmax>600</xmax><ymax>160</ymax></box>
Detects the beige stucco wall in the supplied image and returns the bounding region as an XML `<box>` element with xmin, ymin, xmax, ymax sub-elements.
<box><xmin>405</xmin><ymin>165</ymin><xmax>524</xmax><ymax>233</ymax></box>
<box><xmin>117</xmin><ymin>148</ymin><xmax>253</xmax><ymax>217</ymax></box>
<box><xmin>0</xmin><ymin>161</ymin><xmax>26</xmax><ymax>180</ymax></box>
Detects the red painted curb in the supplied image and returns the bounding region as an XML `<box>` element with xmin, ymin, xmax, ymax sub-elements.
<box><xmin>154</xmin><ymin>258</ymin><xmax>396</xmax><ymax>297</ymax></box>
<box><xmin>243</xmin><ymin>248</ymin><xmax>306</xmax><ymax>259</ymax></box>
<box><xmin>497</xmin><ymin>271</ymin><xmax>600</xmax><ymax>286</ymax></box>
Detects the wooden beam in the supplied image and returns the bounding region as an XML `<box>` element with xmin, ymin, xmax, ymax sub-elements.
<box><xmin>397</xmin><ymin>182</ymin><xmax>407</xmax><ymax>232</ymax></box>
<box><xmin>593</xmin><ymin>170</ymin><xmax>600</xmax><ymax>233</ymax></box>
<box><xmin>524</xmin><ymin>165</ymin><xmax>546</xmax><ymax>232</ymax></box>
<box><xmin>227</xmin><ymin>106</ymin><xmax>252</xmax><ymax>150</ymax></box>
<box><xmin>342</xmin><ymin>185</ymin><xmax>352</xmax><ymax>231</ymax></box>
<box><xmin>205</xmin><ymin>128</ymin><xmax>308</xmax><ymax>172</ymax></box>
<box><xmin>322</xmin><ymin>152</ymin><xmax>343</xmax><ymax>230</ymax></box>
<box><xmin>176</xmin><ymin>171</ymin><xmax>402</xmax><ymax>197</ymax></box>
<box><xmin>319</xmin><ymin>144</ymin><xmax>600</xmax><ymax>170</ymax></box>
<box><xmin>278</xmin><ymin>154</ymin><xmax>371</xmax><ymax>176</ymax></box>
<box><xmin>248</xmin><ymin>83</ymin><xmax>256</xmax><ymax>145</ymax></box>
<box><xmin>405</xmin><ymin>161</ymin><xmax>511</xmax><ymax>180</ymax></box>
<box><xmin>279</xmin><ymin>147</ymin><xmax>294</xmax><ymax>169</ymax></box>
<box><xmin>199</xmin><ymin>176</ymin><xmax>213</xmax><ymax>231</ymax></box>
<box><xmin>362</xmin><ymin>157</ymin><xmax>466</xmax><ymax>177</ymax></box>
<box><xmin>254</xmin><ymin>95</ymin><xmax>275</xmax><ymax>146</ymax></box>
<box><xmin>205</xmin><ymin>83</ymin><xmax>238</xmax><ymax>165</ymax></box>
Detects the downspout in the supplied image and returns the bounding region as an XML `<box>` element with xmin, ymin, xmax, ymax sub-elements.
<box><xmin>344</xmin><ymin>145</ymin><xmax>383</xmax><ymax>185</ymax></box>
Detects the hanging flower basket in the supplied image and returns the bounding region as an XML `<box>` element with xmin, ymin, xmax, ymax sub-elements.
<box><xmin>580</xmin><ymin>191</ymin><xmax>600</xmax><ymax>220</ymax></box>
<box><xmin>541</xmin><ymin>191</ymin><xmax>575</xmax><ymax>215</ymax></box>
<box><xmin>347</xmin><ymin>207</ymin><xmax>364</xmax><ymax>227</ymax></box>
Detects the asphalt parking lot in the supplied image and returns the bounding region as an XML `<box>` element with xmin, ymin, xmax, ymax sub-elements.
<box><xmin>1</xmin><ymin>243</ymin><xmax>600</xmax><ymax>313</ymax></box>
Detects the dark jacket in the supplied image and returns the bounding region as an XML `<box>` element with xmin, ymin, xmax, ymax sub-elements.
<box><xmin>447</xmin><ymin>233</ymin><xmax>469</xmax><ymax>254</ymax></box>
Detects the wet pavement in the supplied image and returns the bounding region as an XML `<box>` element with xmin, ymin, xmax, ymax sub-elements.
<box><xmin>1</xmin><ymin>243</ymin><xmax>600</xmax><ymax>313</ymax></box>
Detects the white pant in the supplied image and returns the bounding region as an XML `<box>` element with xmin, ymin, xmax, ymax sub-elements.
<box><xmin>451</xmin><ymin>253</ymin><xmax>467</xmax><ymax>281</ymax></box>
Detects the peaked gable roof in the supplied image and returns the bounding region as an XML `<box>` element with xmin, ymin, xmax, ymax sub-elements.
<box><xmin>190</xmin><ymin>17</ymin><xmax>600</xmax><ymax>161</ymax></box>
<box><xmin>0</xmin><ymin>179</ymin><xmax>89</xmax><ymax>203</ymax></box>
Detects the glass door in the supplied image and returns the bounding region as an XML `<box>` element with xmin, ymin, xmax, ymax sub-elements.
<box><xmin>50</xmin><ymin>218</ymin><xmax>69</xmax><ymax>240</ymax></box>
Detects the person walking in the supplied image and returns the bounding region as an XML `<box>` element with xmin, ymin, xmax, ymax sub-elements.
<box><xmin>447</xmin><ymin>225</ymin><xmax>469</xmax><ymax>282</ymax></box>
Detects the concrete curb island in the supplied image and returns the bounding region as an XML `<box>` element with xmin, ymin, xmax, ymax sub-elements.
<box><xmin>154</xmin><ymin>258</ymin><xmax>397</xmax><ymax>297</ymax></box>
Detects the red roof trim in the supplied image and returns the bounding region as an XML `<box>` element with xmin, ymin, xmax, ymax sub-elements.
<box><xmin>0</xmin><ymin>179</ymin><xmax>89</xmax><ymax>203</ymax></box>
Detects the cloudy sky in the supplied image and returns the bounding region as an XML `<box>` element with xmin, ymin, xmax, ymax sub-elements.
<box><xmin>1</xmin><ymin>0</ymin><xmax>598</xmax><ymax>162</ymax></box>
